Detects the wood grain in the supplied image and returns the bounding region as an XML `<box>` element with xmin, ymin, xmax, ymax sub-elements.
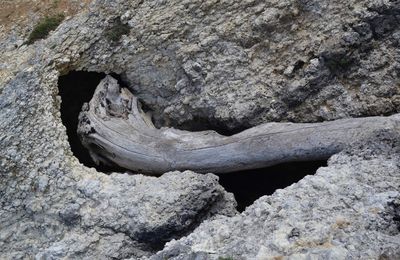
<box><xmin>78</xmin><ymin>76</ymin><xmax>400</xmax><ymax>175</ymax></box>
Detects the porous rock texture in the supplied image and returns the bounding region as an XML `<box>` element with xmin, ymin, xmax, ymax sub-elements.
<box><xmin>88</xmin><ymin>0</ymin><xmax>400</xmax><ymax>130</ymax></box>
<box><xmin>0</xmin><ymin>0</ymin><xmax>400</xmax><ymax>259</ymax></box>
<box><xmin>153</xmin><ymin>131</ymin><xmax>400</xmax><ymax>259</ymax></box>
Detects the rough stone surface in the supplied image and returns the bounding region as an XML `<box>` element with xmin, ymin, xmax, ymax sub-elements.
<box><xmin>78</xmin><ymin>0</ymin><xmax>400</xmax><ymax>131</ymax></box>
<box><xmin>3</xmin><ymin>0</ymin><xmax>399</xmax><ymax>130</ymax></box>
<box><xmin>153</xmin><ymin>132</ymin><xmax>400</xmax><ymax>260</ymax></box>
<box><xmin>1</xmin><ymin>0</ymin><xmax>400</xmax><ymax>259</ymax></box>
<box><xmin>0</xmin><ymin>67</ymin><xmax>236</xmax><ymax>259</ymax></box>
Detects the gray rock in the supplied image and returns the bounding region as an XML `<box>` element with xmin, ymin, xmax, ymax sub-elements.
<box><xmin>2</xmin><ymin>0</ymin><xmax>400</xmax><ymax>128</ymax></box>
<box><xmin>153</xmin><ymin>131</ymin><xmax>400</xmax><ymax>260</ymax></box>
<box><xmin>0</xmin><ymin>72</ymin><xmax>236</xmax><ymax>259</ymax></box>
<box><xmin>76</xmin><ymin>0</ymin><xmax>400</xmax><ymax>129</ymax></box>
<box><xmin>0</xmin><ymin>0</ymin><xmax>400</xmax><ymax>259</ymax></box>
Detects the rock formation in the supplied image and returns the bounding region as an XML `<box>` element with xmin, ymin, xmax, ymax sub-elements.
<box><xmin>0</xmin><ymin>0</ymin><xmax>399</xmax><ymax>259</ymax></box>
<box><xmin>153</xmin><ymin>132</ymin><xmax>400</xmax><ymax>260</ymax></box>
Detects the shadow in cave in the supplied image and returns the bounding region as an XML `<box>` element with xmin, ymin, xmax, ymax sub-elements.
<box><xmin>58</xmin><ymin>71</ymin><xmax>127</xmax><ymax>173</ymax></box>
<box><xmin>218</xmin><ymin>160</ymin><xmax>328</xmax><ymax>212</ymax></box>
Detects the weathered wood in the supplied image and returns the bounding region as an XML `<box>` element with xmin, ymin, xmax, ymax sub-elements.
<box><xmin>77</xmin><ymin>76</ymin><xmax>400</xmax><ymax>175</ymax></box>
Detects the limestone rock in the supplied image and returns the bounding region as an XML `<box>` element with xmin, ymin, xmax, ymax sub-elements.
<box><xmin>153</xmin><ymin>132</ymin><xmax>400</xmax><ymax>260</ymax></box>
<box><xmin>0</xmin><ymin>70</ymin><xmax>236</xmax><ymax>259</ymax></box>
<box><xmin>1</xmin><ymin>0</ymin><xmax>400</xmax><ymax>259</ymax></box>
<box><xmin>77</xmin><ymin>0</ymin><xmax>400</xmax><ymax>130</ymax></box>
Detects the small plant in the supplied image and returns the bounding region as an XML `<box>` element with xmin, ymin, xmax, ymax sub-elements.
<box><xmin>51</xmin><ymin>0</ymin><xmax>61</xmax><ymax>8</ymax></box>
<box><xmin>27</xmin><ymin>14</ymin><xmax>65</xmax><ymax>44</ymax></box>
<box><xmin>105</xmin><ymin>18</ymin><xmax>130</xmax><ymax>42</ymax></box>
<box><xmin>218</xmin><ymin>257</ymin><xmax>234</xmax><ymax>260</ymax></box>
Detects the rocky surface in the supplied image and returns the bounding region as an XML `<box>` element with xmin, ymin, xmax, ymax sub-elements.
<box><xmin>0</xmin><ymin>54</ymin><xmax>236</xmax><ymax>258</ymax></box>
<box><xmin>80</xmin><ymin>0</ymin><xmax>400</xmax><ymax>131</ymax></box>
<box><xmin>154</xmin><ymin>131</ymin><xmax>400</xmax><ymax>260</ymax></box>
<box><xmin>1</xmin><ymin>0</ymin><xmax>400</xmax><ymax>259</ymax></box>
<box><xmin>2</xmin><ymin>0</ymin><xmax>400</xmax><ymax>130</ymax></box>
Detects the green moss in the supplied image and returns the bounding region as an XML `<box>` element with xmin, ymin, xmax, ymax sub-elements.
<box><xmin>27</xmin><ymin>14</ymin><xmax>65</xmax><ymax>44</ymax></box>
<box><xmin>51</xmin><ymin>0</ymin><xmax>61</xmax><ymax>8</ymax></box>
<box><xmin>218</xmin><ymin>257</ymin><xmax>234</xmax><ymax>260</ymax></box>
<box><xmin>105</xmin><ymin>18</ymin><xmax>130</xmax><ymax>42</ymax></box>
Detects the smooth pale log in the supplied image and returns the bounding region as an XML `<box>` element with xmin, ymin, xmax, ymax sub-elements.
<box><xmin>77</xmin><ymin>76</ymin><xmax>400</xmax><ymax>175</ymax></box>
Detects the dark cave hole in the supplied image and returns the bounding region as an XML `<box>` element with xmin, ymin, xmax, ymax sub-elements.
<box><xmin>58</xmin><ymin>71</ymin><xmax>328</xmax><ymax>213</ymax></box>
<box><xmin>218</xmin><ymin>160</ymin><xmax>328</xmax><ymax>212</ymax></box>
<box><xmin>58</xmin><ymin>70</ymin><xmax>127</xmax><ymax>173</ymax></box>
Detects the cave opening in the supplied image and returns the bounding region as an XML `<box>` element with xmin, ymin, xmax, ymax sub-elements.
<box><xmin>58</xmin><ymin>71</ymin><xmax>328</xmax><ymax>213</ymax></box>
<box><xmin>218</xmin><ymin>160</ymin><xmax>328</xmax><ymax>212</ymax></box>
<box><xmin>58</xmin><ymin>70</ymin><xmax>127</xmax><ymax>173</ymax></box>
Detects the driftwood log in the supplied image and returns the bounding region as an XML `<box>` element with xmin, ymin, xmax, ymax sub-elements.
<box><xmin>77</xmin><ymin>76</ymin><xmax>400</xmax><ymax>175</ymax></box>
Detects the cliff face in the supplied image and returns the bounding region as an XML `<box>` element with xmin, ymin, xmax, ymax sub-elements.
<box><xmin>0</xmin><ymin>0</ymin><xmax>399</xmax><ymax>259</ymax></box>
